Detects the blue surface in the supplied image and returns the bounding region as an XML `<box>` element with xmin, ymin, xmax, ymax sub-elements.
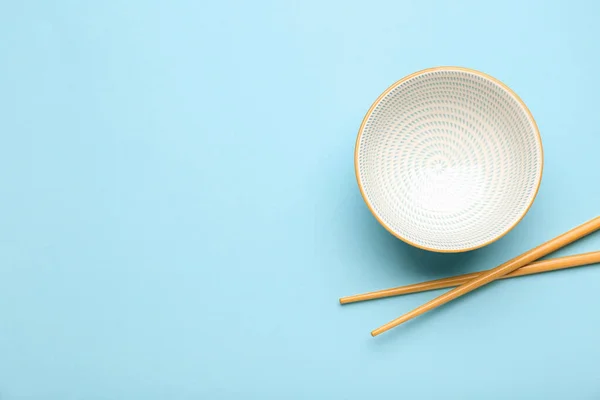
<box><xmin>2</xmin><ymin>1</ymin><xmax>600</xmax><ymax>398</ymax></box>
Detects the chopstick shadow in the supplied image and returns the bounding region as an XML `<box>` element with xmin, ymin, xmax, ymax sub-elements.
<box><xmin>366</xmin><ymin>291</ymin><xmax>485</xmax><ymax>346</ymax></box>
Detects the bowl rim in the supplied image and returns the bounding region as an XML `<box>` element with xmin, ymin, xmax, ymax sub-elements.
<box><xmin>354</xmin><ymin>66</ymin><xmax>544</xmax><ymax>253</ymax></box>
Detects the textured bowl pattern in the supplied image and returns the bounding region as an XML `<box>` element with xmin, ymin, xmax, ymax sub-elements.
<box><xmin>356</xmin><ymin>68</ymin><xmax>543</xmax><ymax>252</ymax></box>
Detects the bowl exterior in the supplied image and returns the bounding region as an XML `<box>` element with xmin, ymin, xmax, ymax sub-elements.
<box><xmin>354</xmin><ymin>66</ymin><xmax>543</xmax><ymax>253</ymax></box>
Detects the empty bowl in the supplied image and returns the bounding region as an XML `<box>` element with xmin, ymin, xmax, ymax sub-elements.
<box><xmin>355</xmin><ymin>67</ymin><xmax>543</xmax><ymax>253</ymax></box>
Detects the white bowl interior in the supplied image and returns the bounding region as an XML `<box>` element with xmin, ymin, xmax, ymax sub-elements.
<box><xmin>356</xmin><ymin>69</ymin><xmax>543</xmax><ymax>252</ymax></box>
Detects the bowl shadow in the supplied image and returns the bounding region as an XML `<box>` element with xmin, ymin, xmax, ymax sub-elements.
<box><xmin>339</xmin><ymin>160</ymin><xmax>524</xmax><ymax>285</ymax></box>
<box><xmin>350</xmin><ymin>199</ymin><xmax>499</xmax><ymax>282</ymax></box>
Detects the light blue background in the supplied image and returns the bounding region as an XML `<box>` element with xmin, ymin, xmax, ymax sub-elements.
<box><xmin>2</xmin><ymin>1</ymin><xmax>600</xmax><ymax>398</ymax></box>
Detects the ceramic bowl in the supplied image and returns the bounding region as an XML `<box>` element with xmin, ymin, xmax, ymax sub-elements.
<box><xmin>355</xmin><ymin>67</ymin><xmax>543</xmax><ymax>252</ymax></box>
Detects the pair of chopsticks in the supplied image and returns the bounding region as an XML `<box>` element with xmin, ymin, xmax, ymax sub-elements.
<box><xmin>340</xmin><ymin>216</ymin><xmax>600</xmax><ymax>337</ymax></box>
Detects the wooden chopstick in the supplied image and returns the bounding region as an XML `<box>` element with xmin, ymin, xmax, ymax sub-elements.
<box><xmin>371</xmin><ymin>216</ymin><xmax>600</xmax><ymax>336</ymax></box>
<box><xmin>340</xmin><ymin>251</ymin><xmax>600</xmax><ymax>304</ymax></box>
